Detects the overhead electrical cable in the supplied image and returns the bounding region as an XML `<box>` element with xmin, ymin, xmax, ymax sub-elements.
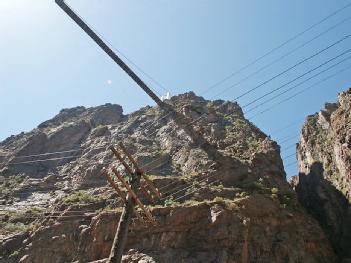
<box><xmin>243</xmin><ymin>54</ymin><xmax>351</xmax><ymax>114</ymax></box>
<box><xmin>282</xmin><ymin>153</ymin><xmax>296</xmax><ymax>161</ymax></box>
<box><xmin>14</xmin><ymin>149</ymin><xmax>82</xmax><ymax>159</ymax></box>
<box><xmin>173</xmin><ymin>179</ymin><xmax>220</xmax><ymax>202</ymax></box>
<box><xmin>161</xmin><ymin>174</ymin><xmax>217</xmax><ymax>200</ymax></box>
<box><xmin>248</xmin><ymin>63</ymin><xmax>351</xmax><ymax>120</ymax></box>
<box><xmin>8</xmin><ymin>154</ymin><xmax>81</xmax><ymax>165</ymax></box>
<box><xmin>234</xmin><ymin>35</ymin><xmax>351</xmax><ymax>102</ymax></box>
<box><xmin>1</xmin><ymin>144</ymin><xmax>110</xmax><ymax>166</ymax></box>
<box><xmin>201</xmin><ymin>1</ymin><xmax>351</xmax><ymax>95</ymax></box>
<box><xmin>242</xmin><ymin>47</ymin><xmax>351</xmax><ymax>108</ymax></box>
<box><xmin>270</xmin><ymin>118</ymin><xmax>305</xmax><ymax>136</ymax></box>
<box><xmin>281</xmin><ymin>143</ymin><xmax>297</xmax><ymax>151</ymax></box>
<box><xmin>210</xmin><ymin>15</ymin><xmax>351</xmax><ymax>99</ymax></box>
<box><xmin>280</xmin><ymin>135</ymin><xmax>299</xmax><ymax>144</ymax></box>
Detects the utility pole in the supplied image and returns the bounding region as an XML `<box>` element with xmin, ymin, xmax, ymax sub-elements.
<box><xmin>106</xmin><ymin>175</ymin><xmax>138</xmax><ymax>262</ymax></box>
<box><xmin>54</xmin><ymin>1</ymin><xmax>221</xmax><ymax>260</ymax></box>
<box><xmin>101</xmin><ymin>143</ymin><xmax>161</xmax><ymax>263</ymax></box>
<box><xmin>55</xmin><ymin>0</ymin><xmax>166</xmax><ymax>109</ymax></box>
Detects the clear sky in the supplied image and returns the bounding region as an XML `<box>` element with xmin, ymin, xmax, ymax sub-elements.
<box><xmin>1</xmin><ymin>0</ymin><xmax>350</xmax><ymax>178</ymax></box>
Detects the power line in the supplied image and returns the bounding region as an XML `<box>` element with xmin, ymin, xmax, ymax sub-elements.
<box><xmin>210</xmin><ymin>15</ymin><xmax>351</xmax><ymax>99</ymax></box>
<box><xmin>281</xmin><ymin>143</ymin><xmax>297</xmax><ymax>151</ymax></box>
<box><xmin>280</xmin><ymin>135</ymin><xmax>299</xmax><ymax>144</ymax></box>
<box><xmin>270</xmin><ymin>118</ymin><xmax>305</xmax><ymax>136</ymax></box>
<box><xmin>0</xmin><ymin>209</ymin><xmax>100</xmax><ymax>214</ymax></box>
<box><xmin>161</xmin><ymin>174</ymin><xmax>217</xmax><ymax>200</ymax></box>
<box><xmin>0</xmin><ymin>213</ymin><xmax>98</xmax><ymax>219</ymax></box>
<box><xmin>1</xmin><ymin>144</ymin><xmax>109</xmax><ymax>166</ymax></box>
<box><xmin>282</xmin><ymin>153</ymin><xmax>296</xmax><ymax>161</ymax></box>
<box><xmin>1</xmin><ymin>188</ymin><xmax>101</xmax><ymax>194</ymax></box>
<box><xmin>8</xmin><ymin>155</ymin><xmax>81</xmax><ymax>165</ymax></box>
<box><xmin>2</xmin><ymin>190</ymin><xmax>65</xmax><ymax>194</ymax></box>
<box><xmin>111</xmin><ymin>49</ymin><xmax>170</xmax><ymax>94</ymax></box>
<box><xmin>237</xmin><ymin>35</ymin><xmax>351</xmax><ymax>103</ymax></box>
<box><xmin>243</xmin><ymin>54</ymin><xmax>351</xmax><ymax>114</ymax></box>
<box><xmin>143</xmin><ymin>159</ymin><xmax>170</xmax><ymax>175</ymax></box>
<box><xmin>242</xmin><ymin>45</ymin><xmax>351</xmax><ymax>109</ymax></box>
<box><xmin>248</xmin><ymin>63</ymin><xmax>351</xmax><ymax>119</ymax></box>
<box><xmin>14</xmin><ymin>149</ymin><xmax>81</xmax><ymax>159</ymax></box>
<box><xmin>174</xmin><ymin>179</ymin><xmax>220</xmax><ymax>202</ymax></box>
<box><xmin>157</xmin><ymin>178</ymin><xmax>184</xmax><ymax>192</ymax></box>
<box><xmin>201</xmin><ymin>1</ymin><xmax>351</xmax><ymax>95</ymax></box>
<box><xmin>279</xmin><ymin>133</ymin><xmax>298</xmax><ymax>142</ymax></box>
<box><xmin>0</xmin><ymin>202</ymin><xmax>106</xmax><ymax>208</ymax></box>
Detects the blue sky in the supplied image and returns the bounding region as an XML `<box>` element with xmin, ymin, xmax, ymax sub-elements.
<box><xmin>0</xmin><ymin>0</ymin><xmax>350</xmax><ymax>178</ymax></box>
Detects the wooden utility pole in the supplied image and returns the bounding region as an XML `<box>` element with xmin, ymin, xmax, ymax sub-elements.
<box><xmin>101</xmin><ymin>143</ymin><xmax>161</xmax><ymax>263</ymax></box>
<box><xmin>55</xmin><ymin>0</ymin><xmax>166</xmax><ymax>109</ymax></box>
<box><xmin>107</xmin><ymin>177</ymin><xmax>138</xmax><ymax>263</ymax></box>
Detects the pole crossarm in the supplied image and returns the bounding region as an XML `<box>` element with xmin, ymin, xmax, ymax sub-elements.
<box><xmin>101</xmin><ymin>167</ymin><xmax>144</xmax><ymax>223</ymax></box>
<box><xmin>109</xmin><ymin>146</ymin><xmax>134</xmax><ymax>175</ymax></box>
<box><xmin>108</xmin><ymin>145</ymin><xmax>154</xmax><ymax>202</ymax></box>
<box><xmin>101</xmin><ymin>167</ymin><xmax>127</xmax><ymax>202</ymax></box>
<box><xmin>111</xmin><ymin>167</ymin><xmax>156</xmax><ymax>225</ymax></box>
<box><xmin>117</xmin><ymin>143</ymin><xmax>162</xmax><ymax>199</ymax></box>
<box><xmin>108</xmin><ymin>144</ymin><xmax>158</xmax><ymax>224</ymax></box>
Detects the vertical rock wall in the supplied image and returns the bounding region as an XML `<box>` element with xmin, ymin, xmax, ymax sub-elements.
<box><xmin>294</xmin><ymin>88</ymin><xmax>351</xmax><ymax>262</ymax></box>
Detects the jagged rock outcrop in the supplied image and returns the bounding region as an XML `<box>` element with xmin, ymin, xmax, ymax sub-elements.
<box><xmin>0</xmin><ymin>92</ymin><xmax>336</xmax><ymax>262</ymax></box>
<box><xmin>293</xmin><ymin>88</ymin><xmax>351</xmax><ymax>262</ymax></box>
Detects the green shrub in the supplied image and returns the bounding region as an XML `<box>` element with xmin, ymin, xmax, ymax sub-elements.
<box><xmin>0</xmin><ymin>221</ymin><xmax>29</xmax><ymax>234</ymax></box>
<box><xmin>164</xmin><ymin>197</ymin><xmax>179</xmax><ymax>207</ymax></box>
<box><xmin>271</xmin><ymin>193</ymin><xmax>278</xmax><ymax>199</ymax></box>
<box><xmin>27</xmin><ymin>207</ymin><xmax>44</xmax><ymax>214</ymax></box>
<box><xmin>217</xmin><ymin>184</ymin><xmax>224</xmax><ymax>190</ymax></box>
<box><xmin>9</xmin><ymin>250</ymin><xmax>19</xmax><ymax>258</ymax></box>
<box><xmin>236</xmin><ymin>192</ymin><xmax>248</xmax><ymax>198</ymax></box>
<box><xmin>271</xmin><ymin>187</ymin><xmax>279</xmax><ymax>194</ymax></box>
<box><xmin>214</xmin><ymin>196</ymin><xmax>224</xmax><ymax>202</ymax></box>
<box><xmin>0</xmin><ymin>175</ymin><xmax>24</xmax><ymax>196</ymax></box>
<box><xmin>224</xmin><ymin>200</ymin><xmax>238</xmax><ymax>210</ymax></box>
<box><xmin>63</xmin><ymin>191</ymin><xmax>102</xmax><ymax>204</ymax></box>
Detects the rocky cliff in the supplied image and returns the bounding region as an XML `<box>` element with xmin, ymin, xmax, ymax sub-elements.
<box><xmin>294</xmin><ymin>88</ymin><xmax>351</xmax><ymax>262</ymax></box>
<box><xmin>0</xmin><ymin>92</ymin><xmax>336</xmax><ymax>262</ymax></box>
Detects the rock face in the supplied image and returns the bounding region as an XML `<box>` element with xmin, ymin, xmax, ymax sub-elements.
<box><xmin>294</xmin><ymin>88</ymin><xmax>351</xmax><ymax>262</ymax></box>
<box><xmin>0</xmin><ymin>92</ymin><xmax>336</xmax><ymax>262</ymax></box>
<box><xmin>13</xmin><ymin>197</ymin><xmax>334</xmax><ymax>263</ymax></box>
